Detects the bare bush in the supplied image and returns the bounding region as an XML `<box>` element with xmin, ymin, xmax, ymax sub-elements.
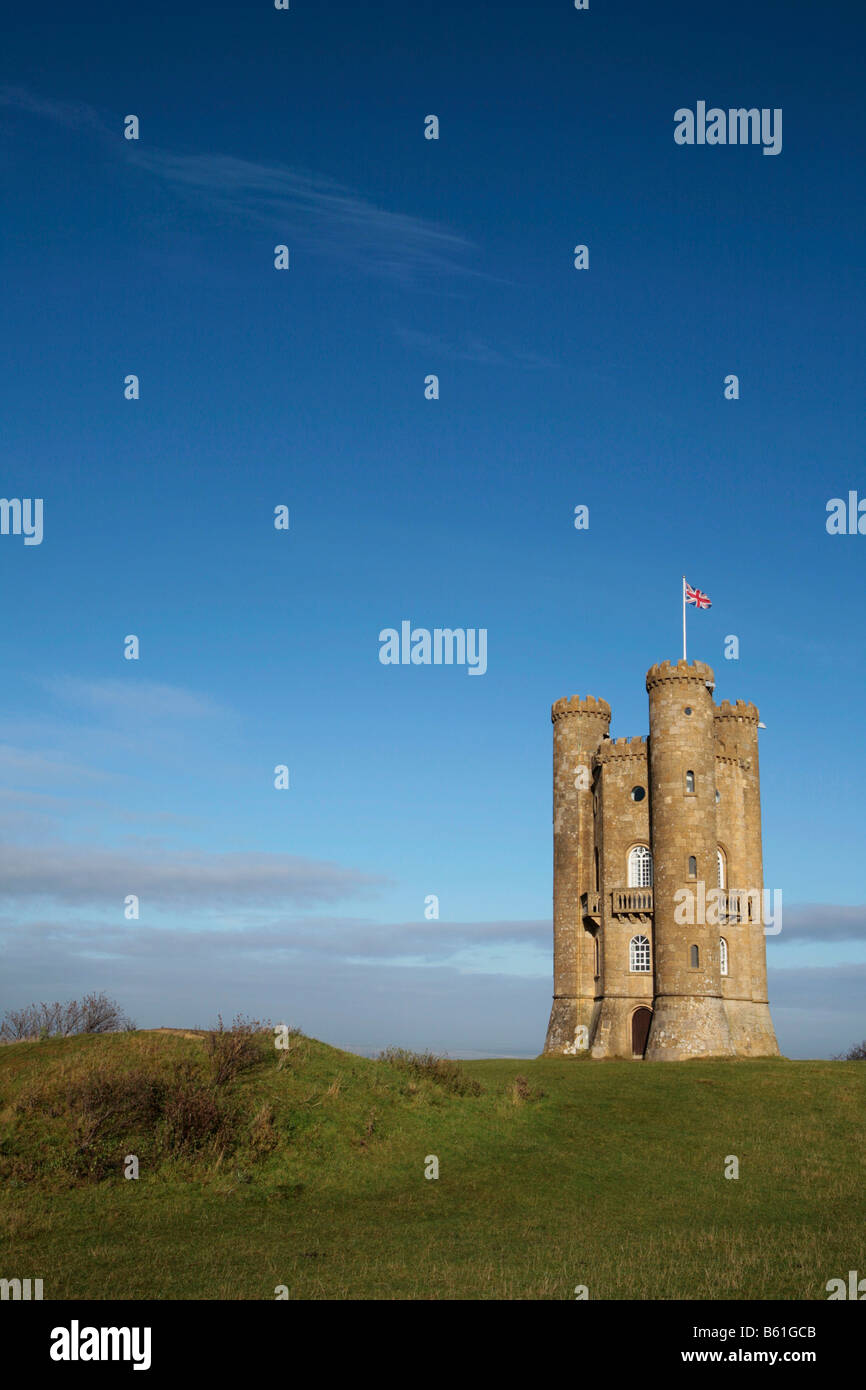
<box><xmin>0</xmin><ymin>993</ymin><xmax>134</xmax><ymax>1042</ymax></box>
<box><xmin>204</xmin><ymin>1014</ymin><xmax>268</xmax><ymax>1087</ymax></box>
<box><xmin>836</xmin><ymin>1040</ymin><xmax>866</xmax><ymax>1061</ymax></box>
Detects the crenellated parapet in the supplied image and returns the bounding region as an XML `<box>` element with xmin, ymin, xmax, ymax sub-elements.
<box><xmin>645</xmin><ymin>658</ymin><xmax>715</xmax><ymax>691</ymax></box>
<box><xmin>595</xmin><ymin>735</ymin><xmax>648</xmax><ymax>763</ymax></box>
<box><xmin>551</xmin><ymin>694</ymin><xmax>611</xmax><ymax>725</ymax></box>
<box><xmin>715</xmin><ymin>699</ymin><xmax>760</xmax><ymax>724</ymax></box>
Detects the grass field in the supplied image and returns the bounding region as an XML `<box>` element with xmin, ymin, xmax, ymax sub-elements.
<box><xmin>1</xmin><ymin>1028</ymin><xmax>863</xmax><ymax>1300</ymax></box>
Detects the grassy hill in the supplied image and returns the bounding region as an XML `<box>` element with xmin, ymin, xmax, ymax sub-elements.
<box><xmin>1</xmin><ymin>1027</ymin><xmax>863</xmax><ymax>1300</ymax></box>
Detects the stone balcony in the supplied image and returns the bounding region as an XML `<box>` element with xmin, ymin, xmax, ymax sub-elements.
<box><xmin>611</xmin><ymin>888</ymin><xmax>653</xmax><ymax>916</ymax></box>
<box><xmin>581</xmin><ymin>888</ymin><xmax>653</xmax><ymax>924</ymax></box>
<box><xmin>581</xmin><ymin>891</ymin><xmax>602</xmax><ymax>921</ymax></box>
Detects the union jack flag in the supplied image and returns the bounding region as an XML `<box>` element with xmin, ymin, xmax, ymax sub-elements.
<box><xmin>684</xmin><ymin>581</ymin><xmax>711</xmax><ymax>609</ymax></box>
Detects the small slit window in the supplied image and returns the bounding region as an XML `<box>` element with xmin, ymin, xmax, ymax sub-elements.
<box><xmin>690</xmin><ymin>944</ymin><xmax>700</xmax><ymax>968</ymax></box>
<box><xmin>688</xmin><ymin>856</ymin><xmax>697</xmax><ymax>878</ymax></box>
<box><xmin>717</xmin><ymin>849</ymin><xmax>726</xmax><ymax>889</ymax></box>
<box><xmin>720</xmin><ymin>938</ymin><xmax>729</xmax><ymax>976</ymax></box>
<box><xmin>685</xmin><ymin>770</ymin><xmax>695</xmax><ymax>794</ymax></box>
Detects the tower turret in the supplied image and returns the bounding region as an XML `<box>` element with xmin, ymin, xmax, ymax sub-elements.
<box><xmin>714</xmin><ymin>700</ymin><xmax>780</xmax><ymax>1055</ymax></box>
<box><xmin>644</xmin><ymin>660</ymin><xmax>734</xmax><ymax>1059</ymax></box>
<box><xmin>544</xmin><ymin>694</ymin><xmax>610</xmax><ymax>1054</ymax></box>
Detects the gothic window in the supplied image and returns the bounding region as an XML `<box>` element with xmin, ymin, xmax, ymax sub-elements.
<box><xmin>690</xmin><ymin>944</ymin><xmax>700</xmax><ymax>968</ymax></box>
<box><xmin>685</xmin><ymin>769</ymin><xmax>695</xmax><ymax>793</ymax></box>
<box><xmin>628</xmin><ymin>845</ymin><xmax>653</xmax><ymax>887</ymax></box>
<box><xmin>688</xmin><ymin>855</ymin><xmax>697</xmax><ymax>878</ymax></box>
<box><xmin>717</xmin><ymin>848</ymin><xmax>726</xmax><ymax>889</ymax></box>
<box><xmin>720</xmin><ymin>937</ymin><xmax>729</xmax><ymax>976</ymax></box>
<box><xmin>630</xmin><ymin>935</ymin><xmax>651</xmax><ymax>973</ymax></box>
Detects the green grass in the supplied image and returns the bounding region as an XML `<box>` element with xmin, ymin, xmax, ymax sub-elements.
<box><xmin>1</xmin><ymin>1029</ymin><xmax>863</xmax><ymax>1300</ymax></box>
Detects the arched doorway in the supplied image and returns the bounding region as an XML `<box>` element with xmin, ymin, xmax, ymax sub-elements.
<box><xmin>631</xmin><ymin>1007</ymin><xmax>652</xmax><ymax>1058</ymax></box>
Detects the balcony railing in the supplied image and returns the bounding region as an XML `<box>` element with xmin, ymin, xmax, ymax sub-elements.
<box><xmin>611</xmin><ymin>889</ymin><xmax>653</xmax><ymax>915</ymax></box>
<box><xmin>581</xmin><ymin>891</ymin><xmax>601</xmax><ymax>919</ymax></box>
<box><xmin>718</xmin><ymin>890</ymin><xmax>760</xmax><ymax>923</ymax></box>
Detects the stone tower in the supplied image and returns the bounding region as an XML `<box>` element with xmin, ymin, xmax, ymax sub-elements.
<box><xmin>543</xmin><ymin>659</ymin><xmax>780</xmax><ymax>1061</ymax></box>
<box><xmin>545</xmin><ymin>695</ymin><xmax>611</xmax><ymax>1055</ymax></box>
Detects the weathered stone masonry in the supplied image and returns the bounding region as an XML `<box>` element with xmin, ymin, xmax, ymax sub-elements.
<box><xmin>544</xmin><ymin>659</ymin><xmax>779</xmax><ymax>1060</ymax></box>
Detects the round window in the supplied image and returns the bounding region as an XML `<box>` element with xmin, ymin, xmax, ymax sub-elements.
<box><xmin>631</xmin><ymin>786</ymin><xmax>646</xmax><ymax>802</ymax></box>
<box><xmin>683</xmin><ymin>706</ymin><xmax>693</xmax><ymax>716</ymax></box>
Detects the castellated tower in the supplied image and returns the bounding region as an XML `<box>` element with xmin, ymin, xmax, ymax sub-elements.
<box><xmin>713</xmin><ymin>699</ymin><xmax>779</xmax><ymax>1056</ymax></box>
<box><xmin>643</xmin><ymin>660</ymin><xmax>733</xmax><ymax>1060</ymax></box>
<box><xmin>543</xmin><ymin>660</ymin><xmax>780</xmax><ymax>1061</ymax></box>
<box><xmin>545</xmin><ymin>694</ymin><xmax>610</xmax><ymax>1055</ymax></box>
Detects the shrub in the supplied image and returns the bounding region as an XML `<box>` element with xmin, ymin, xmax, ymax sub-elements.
<box><xmin>0</xmin><ymin>993</ymin><xmax>134</xmax><ymax>1042</ymax></box>
<box><xmin>160</xmin><ymin>1063</ymin><xmax>233</xmax><ymax>1155</ymax></box>
<box><xmin>378</xmin><ymin>1046</ymin><xmax>483</xmax><ymax>1096</ymax></box>
<box><xmin>508</xmin><ymin>1073</ymin><xmax>544</xmax><ymax>1104</ymax></box>
<box><xmin>204</xmin><ymin>1015</ymin><xmax>268</xmax><ymax>1087</ymax></box>
<box><xmin>837</xmin><ymin>1040</ymin><xmax>866</xmax><ymax>1061</ymax></box>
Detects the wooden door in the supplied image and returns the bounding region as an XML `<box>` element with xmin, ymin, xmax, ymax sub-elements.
<box><xmin>632</xmin><ymin>1007</ymin><xmax>652</xmax><ymax>1057</ymax></box>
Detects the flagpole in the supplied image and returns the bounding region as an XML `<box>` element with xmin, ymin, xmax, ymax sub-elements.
<box><xmin>682</xmin><ymin>575</ymin><xmax>687</xmax><ymax>662</ymax></box>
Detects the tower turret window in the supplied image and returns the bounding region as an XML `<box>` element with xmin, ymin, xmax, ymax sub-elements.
<box><xmin>685</xmin><ymin>769</ymin><xmax>695</xmax><ymax>794</ymax></box>
<box><xmin>717</xmin><ymin>849</ymin><xmax>726</xmax><ymax>889</ymax></box>
<box><xmin>688</xmin><ymin>856</ymin><xmax>697</xmax><ymax>878</ymax></box>
<box><xmin>720</xmin><ymin>938</ymin><xmax>729</xmax><ymax>976</ymax></box>
<box><xmin>628</xmin><ymin>845</ymin><xmax>653</xmax><ymax>887</ymax></box>
<box><xmin>690</xmin><ymin>945</ymin><xmax>700</xmax><ymax>968</ymax></box>
<box><xmin>629</xmin><ymin>934</ymin><xmax>651</xmax><ymax>973</ymax></box>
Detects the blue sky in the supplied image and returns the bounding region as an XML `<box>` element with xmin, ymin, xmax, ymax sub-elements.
<box><xmin>1</xmin><ymin>0</ymin><xmax>864</xmax><ymax>1057</ymax></box>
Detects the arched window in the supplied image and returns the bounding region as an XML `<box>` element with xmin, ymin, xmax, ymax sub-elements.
<box><xmin>630</xmin><ymin>934</ymin><xmax>651</xmax><ymax>973</ymax></box>
<box><xmin>628</xmin><ymin>845</ymin><xmax>653</xmax><ymax>887</ymax></box>
<box><xmin>688</xmin><ymin>855</ymin><xmax>697</xmax><ymax>878</ymax></box>
<box><xmin>685</xmin><ymin>770</ymin><xmax>695</xmax><ymax>793</ymax></box>
<box><xmin>717</xmin><ymin>849</ymin><xmax>726</xmax><ymax>889</ymax></box>
<box><xmin>719</xmin><ymin>937</ymin><xmax>729</xmax><ymax>976</ymax></box>
<box><xmin>690</xmin><ymin>944</ymin><xmax>700</xmax><ymax>968</ymax></box>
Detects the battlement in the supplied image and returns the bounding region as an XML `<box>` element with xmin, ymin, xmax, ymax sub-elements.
<box><xmin>551</xmin><ymin>694</ymin><xmax>612</xmax><ymax>724</ymax></box>
<box><xmin>646</xmin><ymin>658</ymin><xmax>716</xmax><ymax>691</ymax></box>
<box><xmin>715</xmin><ymin>699</ymin><xmax>760</xmax><ymax>724</ymax></box>
<box><xmin>596</xmin><ymin>735</ymin><xmax>648</xmax><ymax>762</ymax></box>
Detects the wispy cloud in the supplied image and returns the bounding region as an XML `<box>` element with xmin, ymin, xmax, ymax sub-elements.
<box><xmin>0</xmin><ymin>85</ymin><xmax>477</xmax><ymax>285</ymax></box>
<box><xmin>776</xmin><ymin>903</ymin><xmax>866</xmax><ymax>942</ymax></box>
<box><xmin>393</xmin><ymin>324</ymin><xmax>557</xmax><ymax>369</ymax></box>
<box><xmin>0</xmin><ymin>844</ymin><xmax>384</xmax><ymax>909</ymax></box>
<box><xmin>0</xmin><ymin>743</ymin><xmax>109</xmax><ymax>783</ymax></box>
<box><xmin>43</xmin><ymin>676</ymin><xmax>226</xmax><ymax>724</ymax></box>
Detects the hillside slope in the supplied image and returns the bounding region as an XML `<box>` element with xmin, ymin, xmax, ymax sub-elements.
<box><xmin>1</xmin><ymin>1030</ymin><xmax>863</xmax><ymax>1299</ymax></box>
